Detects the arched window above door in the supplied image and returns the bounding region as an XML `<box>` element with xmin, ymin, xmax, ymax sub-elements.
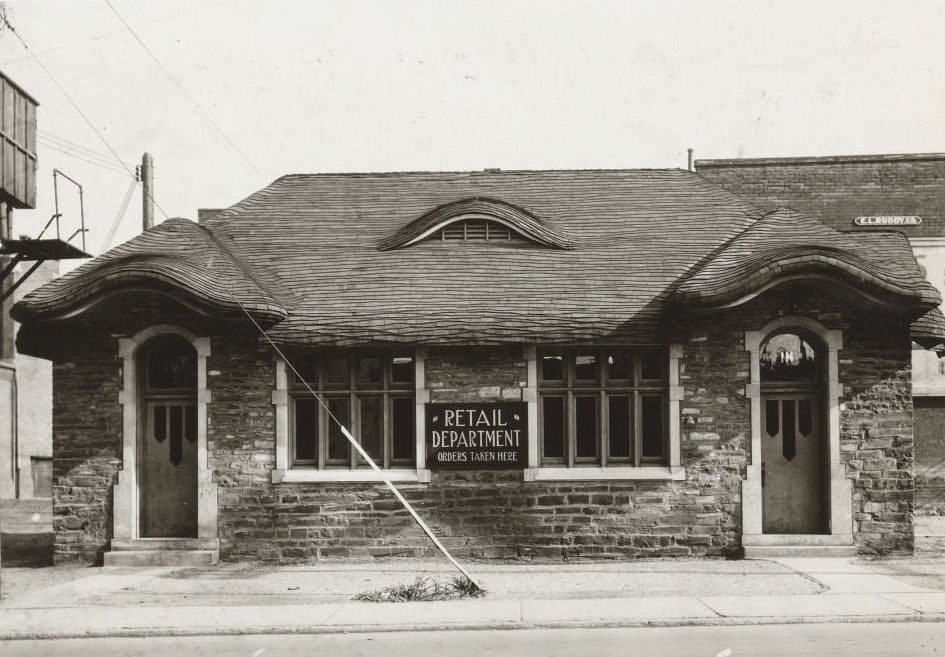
<box><xmin>760</xmin><ymin>331</ymin><xmax>822</xmax><ymax>385</ymax></box>
<box><xmin>144</xmin><ymin>335</ymin><xmax>197</xmax><ymax>390</ymax></box>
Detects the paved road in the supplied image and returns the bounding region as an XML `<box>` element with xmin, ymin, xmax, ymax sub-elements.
<box><xmin>3</xmin><ymin>622</ymin><xmax>944</xmax><ymax>657</ymax></box>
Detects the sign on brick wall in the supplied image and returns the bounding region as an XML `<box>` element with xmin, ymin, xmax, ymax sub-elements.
<box><xmin>426</xmin><ymin>402</ymin><xmax>527</xmax><ymax>468</ymax></box>
<box><xmin>853</xmin><ymin>215</ymin><xmax>922</xmax><ymax>226</ymax></box>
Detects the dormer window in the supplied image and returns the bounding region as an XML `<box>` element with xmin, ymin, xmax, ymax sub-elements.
<box><xmin>378</xmin><ymin>197</ymin><xmax>574</xmax><ymax>251</ymax></box>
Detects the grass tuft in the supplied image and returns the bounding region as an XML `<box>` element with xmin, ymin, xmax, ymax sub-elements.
<box><xmin>356</xmin><ymin>576</ymin><xmax>486</xmax><ymax>602</ymax></box>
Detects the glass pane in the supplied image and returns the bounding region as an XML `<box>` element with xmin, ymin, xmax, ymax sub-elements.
<box><xmin>541</xmin><ymin>354</ymin><xmax>564</xmax><ymax>382</ymax></box>
<box><xmin>782</xmin><ymin>400</ymin><xmax>796</xmax><ymax>461</ymax></box>
<box><xmin>356</xmin><ymin>357</ymin><xmax>382</xmax><ymax>387</ymax></box>
<box><xmin>760</xmin><ymin>333</ymin><xmax>819</xmax><ymax>383</ymax></box>
<box><xmin>154</xmin><ymin>405</ymin><xmax>167</xmax><ymax>443</ymax></box>
<box><xmin>147</xmin><ymin>337</ymin><xmax>196</xmax><ymax>389</ymax></box>
<box><xmin>542</xmin><ymin>396</ymin><xmax>565</xmax><ymax>459</ymax></box>
<box><xmin>294</xmin><ymin>398</ymin><xmax>317</xmax><ymax>461</ymax></box>
<box><xmin>185</xmin><ymin>405</ymin><xmax>197</xmax><ymax>443</ymax></box>
<box><xmin>575</xmin><ymin>355</ymin><xmax>599</xmax><ymax>383</ymax></box>
<box><xmin>640</xmin><ymin>351</ymin><xmax>665</xmax><ymax>380</ymax></box>
<box><xmin>641</xmin><ymin>395</ymin><xmax>664</xmax><ymax>458</ymax></box>
<box><xmin>391</xmin><ymin>356</ymin><xmax>415</xmax><ymax>384</ymax></box>
<box><xmin>326</xmin><ymin>397</ymin><xmax>350</xmax><ymax>462</ymax></box>
<box><xmin>391</xmin><ymin>397</ymin><xmax>415</xmax><ymax>462</ymax></box>
<box><xmin>359</xmin><ymin>397</ymin><xmax>382</xmax><ymax>465</ymax></box>
<box><xmin>325</xmin><ymin>356</ymin><xmax>350</xmax><ymax>388</ymax></box>
<box><xmin>292</xmin><ymin>353</ymin><xmax>318</xmax><ymax>384</ymax></box>
<box><xmin>608</xmin><ymin>395</ymin><xmax>631</xmax><ymax>458</ymax></box>
<box><xmin>169</xmin><ymin>406</ymin><xmax>183</xmax><ymax>465</ymax></box>
<box><xmin>608</xmin><ymin>353</ymin><xmax>632</xmax><ymax>380</ymax></box>
<box><xmin>765</xmin><ymin>400</ymin><xmax>780</xmax><ymax>437</ymax></box>
<box><xmin>575</xmin><ymin>396</ymin><xmax>598</xmax><ymax>458</ymax></box>
<box><xmin>798</xmin><ymin>399</ymin><xmax>813</xmax><ymax>437</ymax></box>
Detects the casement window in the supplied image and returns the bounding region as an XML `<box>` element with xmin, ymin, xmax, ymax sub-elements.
<box><xmin>289</xmin><ymin>351</ymin><xmax>416</xmax><ymax>469</ymax></box>
<box><xmin>537</xmin><ymin>348</ymin><xmax>668</xmax><ymax>467</ymax></box>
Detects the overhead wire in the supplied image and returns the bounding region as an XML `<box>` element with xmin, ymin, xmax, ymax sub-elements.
<box><xmin>227</xmin><ymin>289</ymin><xmax>482</xmax><ymax>591</ymax></box>
<box><xmin>104</xmin><ymin>0</ymin><xmax>264</xmax><ymax>180</ymax></box>
<box><xmin>0</xmin><ymin>12</ymin><xmax>172</xmax><ymax>222</ymax></box>
<box><xmin>37</xmin><ymin>135</ymin><xmax>130</xmax><ymax>176</ymax></box>
<box><xmin>99</xmin><ymin>178</ymin><xmax>139</xmax><ymax>252</ymax></box>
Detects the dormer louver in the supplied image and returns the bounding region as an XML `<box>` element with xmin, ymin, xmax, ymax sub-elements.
<box><xmin>378</xmin><ymin>197</ymin><xmax>575</xmax><ymax>250</ymax></box>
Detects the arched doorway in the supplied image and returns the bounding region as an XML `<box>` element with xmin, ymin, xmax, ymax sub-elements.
<box><xmin>760</xmin><ymin>330</ymin><xmax>827</xmax><ymax>534</ymax></box>
<box><xmin>138</xmin><ymin>335</ymin><xmax>198</xmax><ymax>537</ymax></box>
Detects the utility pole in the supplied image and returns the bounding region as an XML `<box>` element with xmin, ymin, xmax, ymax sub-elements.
<box><xmin>141</xmin><ymin>153</ymin><xmax>154</xmax><ymax>231</ymax></box>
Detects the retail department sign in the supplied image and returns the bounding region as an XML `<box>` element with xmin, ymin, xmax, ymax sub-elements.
<box><xmin>426</xmin><ymin>402</ymin><xmax>527</xmax><ymax>469</ymax></box>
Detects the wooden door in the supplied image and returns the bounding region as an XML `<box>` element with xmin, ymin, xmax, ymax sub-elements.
<box><xmin>761</xmin><ymin>395</ymin><xmax>826</xmax><ymax>534</ymax></box>
<box><xmin>140</xmin><ymin>401</ymin><xmax>198</xmax><ymax>537</ymax></box>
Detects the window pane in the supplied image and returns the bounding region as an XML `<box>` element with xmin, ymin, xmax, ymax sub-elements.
<box><xmin>640</xmin><ymin>351</ymin><xmax>665</xmax><ymax>380</ymax></box>
<box><xmin>292</xmin><ymin>353</ymin><xmax>318</xmax><ymax>384</ymax></box>
<box><xmin>575</xmin><ymin>395</ymin><xmax>598</xmax><ymax>458</ymax></box>
<box><xmin>356</xmin><ymin>357</ymin><xmax>382</xmax><ymax>387</ymax></box>
<box><xmin>185</xmin><ymin>405</ymin><xmax>197</xmax><ymax>443</ymax></box>
<box><xmin>760</xmin><ymin>333</ymin><xmax>818</xmax><ymax>383</ymax></box>
<box><xmin>391</xmin><ymin>356</ymin><xmax>414</xmax><ymax>384</ymax></box>
<box><xmin>294</xmin><ymin>398</ymin><xmax>317</xmax><ymax>461</ymax></box>
<box><xmin>608</xmin><ymin>395</ymin><xmax>631</xmax><ymax>458</ymax></box>
<box><xmin>608</xmin><ymin>353</ymin><xmax>632</xmax><ymax>380</ymax></box>
<box><xmin>782</xmin><ymin>399</ymin><xmax>796</xmax><ymax>461</ymax></box>
<box><xmin>575</xmin><ymin>355</ymin><xmax>599</xmax><ymax>383</ymax></box>
<box><xmin>391</xmin><ymin>397</ymin><xmax>415</xmax><ymax>462</ymax></box>
<box><xmin>798</xmin><ymin>399</ymin><xmax>813</xmax><ymax>437</ymax></box>
<box><xmin>542</xmin><ymin>396</ymin><xmax>565</xmax><ymax>459</ymax></box>
<box><xmin>147</xmin><ymin>338</ymin><xmax>196</xmax><ymax>389</ymax></box>
<box><xmin>326</xmin><ymin>397</ymin><xmax>350</xmax><ymax>462</ymax></box>
<box><xmin>325</xmin><ymin>356</ymin><xmax>349</xmax><ymax>388</ymax></box>
<box><xmin>541</xmin><ymin>354</ymin><xmax>564</xmax><ymax>382</ymax></box>
<box><xmin>153</xmin><ymin>405</ymin><xmax>167</xmax><ymax>443</ymax></box>
<box><xmin>765</xmin><ymin>399</ymin><xmax>780</xmax><ymax>437</ymax></box>
<box><xmin>359</xmin><ymin>397</ymin><xmax>382</xmax><ymax>465</ymax></box>
<box><xmin>169</xmin><ymin>406</ymin><xmax>183</xmax><ymax>465</ymax></box>
<box><xmin>641</xmin><ymin>395</ymin><xmax>664</xmax><ymax>458</ymax></box>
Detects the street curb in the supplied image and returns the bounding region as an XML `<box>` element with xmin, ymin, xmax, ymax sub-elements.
<box><xmin>3</xmin><ymin>613</ymin><xmax>945</xmax><ymax>641</ymax></box>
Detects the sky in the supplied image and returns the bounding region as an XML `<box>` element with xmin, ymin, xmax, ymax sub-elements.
<box><xmin>0</xmin><ymin>0</ymin><xmax>943</xmax><ymax>265</ymax></box>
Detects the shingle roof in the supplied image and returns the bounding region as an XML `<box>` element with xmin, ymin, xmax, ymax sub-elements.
<box><xmin>11</xmin><ymin>218</ymin><xmax>287</xmax><ymax>324</ymax></box>
<box><xmin>671</xmin><ymin>209</ymin><xmax>942</xmax><ymax>309</ymax></box>
<box><xmin>13</xmin><ymin>169</ymin><xmax>945</xmax><ymax>345</ymax></box>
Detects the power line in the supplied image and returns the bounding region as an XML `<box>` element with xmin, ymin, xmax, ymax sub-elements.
<box><xmin>99</xmin><ymin>178</ymin><xmax>139</xmax><ymax>252</ymax></box>
<box><xmin>104</xmin><ymin>0</ymin><xmax>264</xmax><ymax>180</ymax></box>
<box><xmin>37</xmin><ymin>136</ymin><xmax>130</xmax><ymax>176</ymax></box>
<box><xmin>0</xmin><ymin>12</ymin><xmax>172</xmax><ymax>221</ymax></box>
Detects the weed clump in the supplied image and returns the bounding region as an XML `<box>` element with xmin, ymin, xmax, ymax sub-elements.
<box><xmin>356</xmin><ymin>576</ymin><xmax>486</xmax><ymax>602</ymax></box>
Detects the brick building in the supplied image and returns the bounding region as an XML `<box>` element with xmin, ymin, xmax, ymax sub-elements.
<box><xmin>696</xmin><ymin>153</ymin><xmax>945</xmax><ymax>529</ymax></box>
<box><xmin>11</xmin><ymin>169</ymin><xmax>945</xmax><ymax>565</ymax></box>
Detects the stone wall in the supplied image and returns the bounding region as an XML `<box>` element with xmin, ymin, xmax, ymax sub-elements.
<box><xmin>44</xmin><ymin>286</ymin><xmax>917</xmax><ymax>563</ymax></box>
<box><xmin>49</xmin><ymin>333</ymin><xmax>122</xmax><ymax>564</ymax></box>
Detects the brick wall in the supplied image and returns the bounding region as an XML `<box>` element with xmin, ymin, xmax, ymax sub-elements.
<box><xmin>696</xmin><ymin>154</ymin><xmax>945</xmax><ymax>238</ymax></box>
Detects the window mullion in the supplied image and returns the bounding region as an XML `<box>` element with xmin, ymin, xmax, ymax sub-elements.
<box><xmin>383</xmin><ymin>392</ymin><xmax>391</xmax><ymax>469</ymax></box>
<box><xmin>633</xmin><ymin>390</ymin><xmax>642</xmax><ymax>467</ymax></box>
<box><xmin>600</xmin><ymin>389</ymin><xmax>608</xmax><ymax>467</ymax></box>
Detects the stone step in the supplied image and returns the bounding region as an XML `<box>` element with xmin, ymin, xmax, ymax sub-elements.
<box><xmin>103</xmin><ymin>549</ymin><xmax>218</xmax><ymax>567</ymax></box>
<box><xmin>744</xmin><ymin>545</ymin><xmax>858</xmax><ymax>558</ymax></box>
<box><xmin>110</xmin><ymin>538</ymin><xmax>219</xmax><ymax>551</ymax></box>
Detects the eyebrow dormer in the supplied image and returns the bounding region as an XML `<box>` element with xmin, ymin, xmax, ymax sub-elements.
<box><xmin>378</xmin><ymin>197</ymin><xmax>575</xmax><ymax>250</ymax></box>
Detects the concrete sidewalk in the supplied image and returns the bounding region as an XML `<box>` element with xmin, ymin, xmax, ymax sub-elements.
<box><xmin>2</xmin><ymin>556</ymin><xmax>945</xmax><ymax>639</ymax></box>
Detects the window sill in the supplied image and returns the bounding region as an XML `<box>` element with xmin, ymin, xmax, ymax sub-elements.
<box><xmin>272</xmin><ymin>468</ymin><xmax>432</xmax><ymax>484</ymax></box>
<box><xmin>523</xmin><ymin>466</ymin><xmax>686</xmax><ymax>482</ymax></box>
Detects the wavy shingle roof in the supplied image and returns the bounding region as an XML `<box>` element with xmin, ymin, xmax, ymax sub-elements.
<box><xmin>671</xmin><ymin>209</ymin><xmax>942</xmax><ymax>309</ymax></box>
<box><xmin>12</xmin><ymin>169</ymin><xmax>945</xmax><ymax>345</ymax></box>
<box><xmin>12</xmin><ymin>218</ymin><xmax>286</xmax><ymax>324</ymax></box>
